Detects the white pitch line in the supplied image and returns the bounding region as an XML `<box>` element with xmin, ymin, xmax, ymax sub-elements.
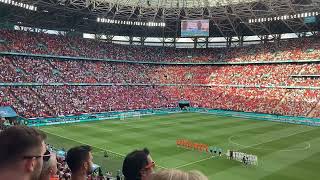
<box><xmin>228</xmin><ymin>127</ymin><xmax>313</xmax><ymax>151</ymax></box>
<box><xmin>158</xmin><ymin>122</ymin><xmax>179</xmax><ymax>126</ymax></box>
<box><xmin>41</xmin><ymin>128</ymin><xmax>168</xmax><ymax>169</ymax></box>
<box><xmin>175</xmin><ymin>156</ymin><xmax>214</xmax><ymax>169</ymax></box>
<box><xmin>75</xmin><ymin>123</ymin><xmax>113</xmax><ymax>132</ymax></box>
<box><xmin>42</xmin><ymin>129</ymin><xmax>125</xmax><ymax>157</ymax></box>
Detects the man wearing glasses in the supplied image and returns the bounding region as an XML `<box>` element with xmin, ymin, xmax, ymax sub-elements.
<box><xmin>0</xmin><ymin>125</ymin><xmax>47</xmax><ymax>180</ymax></box>
<box><xmin>122</xmin><ymin>148</ymin><xmax>155</xmax><ymax>180</ymax></box>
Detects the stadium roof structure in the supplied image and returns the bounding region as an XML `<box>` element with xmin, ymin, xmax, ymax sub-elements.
<box><xmin>0</xmin><ymin>0</ymin><xmax>319</xmax><ymax>38</ymax></box>
<box><xmin>93</xmin><ymin>0</ymin><xmax>259</xmax><ymax>8</ymax></box>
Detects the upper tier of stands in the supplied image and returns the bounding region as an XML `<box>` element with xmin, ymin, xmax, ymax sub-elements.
<box><xmin>1</xmin><ymin>29</ymin><xmax>320</xmax><ymax>63</ymax></box>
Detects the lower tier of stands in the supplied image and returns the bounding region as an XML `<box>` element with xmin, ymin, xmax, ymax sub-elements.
<box><xmin>1</xmin><ymin>85</ymin><xmax>320</xmax><ymax>118</ymax></box>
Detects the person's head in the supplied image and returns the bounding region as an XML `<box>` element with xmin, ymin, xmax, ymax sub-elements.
<box><xmin>39</xmin><ymin>151</ymin><xmax>58</xmax><ymax>180</ymax></box>
<box><xmin>150</xmin><ymin>169</ymin><xmax>208</xmax><ymax>180</ymax></box>
<box><xmin>0</xmin><ymin>125</ymin><xmax>47</xmax><ymax>180</ymax></box>
<box><xmin>122</xmin><ymin>148</ymin><xmax>154</xmax><ymax>180</ymax></box>
<box><xmin>66</xmin><ymin>145</ymin><xmax>93</xmax><ymax>176</ymax></box>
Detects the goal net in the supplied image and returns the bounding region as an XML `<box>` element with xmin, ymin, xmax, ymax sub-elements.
<box><xmin>119</xmin><ymin>112</ymin><xmax>141</xmax><ymax>120</ymax></box>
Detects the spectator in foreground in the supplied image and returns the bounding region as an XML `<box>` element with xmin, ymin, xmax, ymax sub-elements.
<box><xmin>0</xmin><ymin>125</ymin><xmax>47</xmax><ymax>180</ymax></box>
<box><xmin>122</xmin><ymin>148</ymin><xmax>155</xmax><ymax>180</ymax></box>
<box><xmin>66</xmin><ymin>145</ymin><xmax>94</xmax><ymax>180</ymax></box>
<box><xmin>150</xmin><ymin>169</ymin><xmax>208</xmax><ymax>180</ymax></box>
<box><xmin>39</xmin><ymin>150</ymin><xmax>58</xmax><ymax>180</ymax></box>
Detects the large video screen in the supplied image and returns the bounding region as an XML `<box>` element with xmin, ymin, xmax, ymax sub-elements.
<box><xmin>181</xmin><ymin>20</ymin><xmax>209</xmax><ymax>37</ymax></box>
<box><xmin>304</xmin><ymin>16</ymin><xmax>316</xmax><ymax>24</ymax></box>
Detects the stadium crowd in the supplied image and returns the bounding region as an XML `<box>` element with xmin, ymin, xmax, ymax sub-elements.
<box><xmin>1</xmin><ymin>85</ymin><xmax>320</xmax><ymax>118</ymax></box>
<box><xmin>1</xmin><ymin>29</ymin><xmax>320</xmax><ymax>63</ymax></box>
<box><xmin>3</xmin><ymin>56</ymin><xmax>320</xmax><ymax>86</ymax></box>
<box><xmin>1</xmin><ymin>54</ymin><xmax>320</xmax><ymax>118</ymax></box>
<box><xmin>1</xmin><ymin>29</ymin><xmax>320</xmax><ymax>118</ymax></box>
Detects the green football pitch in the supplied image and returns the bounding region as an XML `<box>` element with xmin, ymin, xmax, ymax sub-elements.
<box><xmin>40</xmin><ymin>112</ymin><xmax>320</xmax><ymax>180</ymax></box>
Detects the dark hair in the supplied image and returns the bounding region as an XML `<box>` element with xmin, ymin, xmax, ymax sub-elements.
<box><xmin>122</xmin><ymin>148</ymin><xmax>150</xmax><ymax>180</ymax></box>
<box><xmin>0</xmin><ymin>125</ymin><xmax>47</xmax><ymax>168</ymax></box>
<box><xmin>66</xmin><ymin>145</ymin><xmax>92</xmax><ymax>173</ymax></box>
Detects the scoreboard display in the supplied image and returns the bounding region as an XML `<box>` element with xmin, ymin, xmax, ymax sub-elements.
<box><xmin>304</xmin><ymin>16</ymin><xmax>316</xmax><ymax>24</ymax></box>
<box><xmin>181</xmin><ymin>20</ymin><xmax>209</xmax><ymax>37</ymax></box>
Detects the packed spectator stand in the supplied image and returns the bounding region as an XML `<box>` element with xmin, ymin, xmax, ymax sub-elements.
<box><xmin>1</xmin><ymin>29</ymin><xmax>320</xmax><ymax>119</ymax></box>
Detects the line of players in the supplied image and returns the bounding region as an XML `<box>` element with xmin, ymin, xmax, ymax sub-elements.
<box><xmin>176</xmin><ymin>139</ymin><xmax>223</xmax><ymax>156</ymax></box>
<box><xmin>228</xmin><ymin>150</ymin><xmax>258</xmax><ymax>166</ymax></box>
